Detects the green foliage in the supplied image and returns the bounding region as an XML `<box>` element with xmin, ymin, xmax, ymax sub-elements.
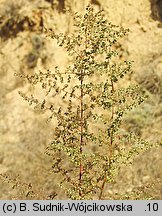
<box><xmin>16</xmin><ymin>5</ymin><xmax>160</xmax><ymax>200</ymax></box>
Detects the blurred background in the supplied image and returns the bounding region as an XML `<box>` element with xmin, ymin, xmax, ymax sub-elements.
<box><xmin>0</xmin><ymin>0</ymin><xmax>162</xmax><ymax>199</ymax></box>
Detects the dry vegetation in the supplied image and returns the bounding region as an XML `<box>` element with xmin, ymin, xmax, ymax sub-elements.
<box><xmin>0</xmin><ymin>0</ymin><xmax>162</xmax><ymax>199</ymax></box>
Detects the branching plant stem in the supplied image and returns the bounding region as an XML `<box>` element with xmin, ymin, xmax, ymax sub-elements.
<box><xmin>79</xmin><ymin>72</ymin><xmax>84</xmax><ymax>198</ymax></box>
<box><xmin>99</xmin><ymin>62</ymin><xmax>115</xmax><ymax>200</ymax></box>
